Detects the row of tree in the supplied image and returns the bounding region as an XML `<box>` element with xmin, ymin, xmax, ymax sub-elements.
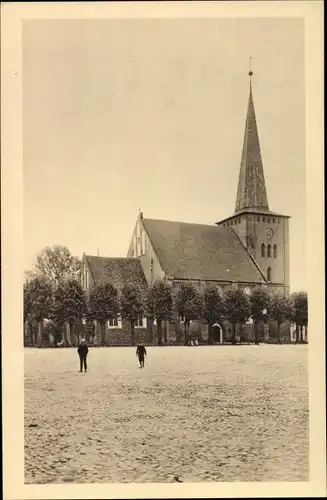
<box><xmin>24</xmin><ymin>274</ymin><xmax>308</xmax><ymax>347</ymax></box>
<box><xmin>24</xmin><ymin>245</ymin><xmax>308</xmax><ymax>347</ymax></box>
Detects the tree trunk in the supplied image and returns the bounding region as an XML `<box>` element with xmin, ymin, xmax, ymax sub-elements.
<box><xmin>131</xmin><ymin>320</ymin><xmax>135</xmax><ymax>346</ymax></box>
<box><xmin>295</xmin><ymin>324</ymin><xmax>299</xmax><ymax>344</ymax></box>
<box><xmin>184</xmin><ymin>320</ymin><xmax>189</xmax><ymax>346</ymax></box>
<box><xmin>149</xmin><ymin>320</ymin><xmax>153</xmax><ymax>344</ymax></box>
<box><xmin>254</xmin><ymin>321</ymin><xmax>259</xmax><ymax>345</ymax></box>
<box><xmin>28</xmin><ymin>322</ymin><xmax>33</xmax><ymax>346</ymax></box>
<box><xmin>164</xmin><ymin>320</ymin><xmax>168</xmax><ymax>344</ymax></box>
<box><xmin>208</xmin><ymin>321</ymin><xmax>212</xmax><ymax>345</ymax></box>
<box><xmin>38</xmin><ymin>321</ymin><xmax>43</xmax><ymax>347</ymax></box>
<box><xmin>100</xmin><ymin>322</ymin><xmax>105</xmax><ymax>346</ymax></box>
<box><xmin>23</xmin><ymin>320</ymin><xmax>27</xmax><ymax>346</ymax></box>
<box><xmin>157</xmin><ymin>320</ymin><xmax>162</xmax><ymax>346</ymax></box>
<box><xmin>62</xmin><ymin>322</ymin><xmax>67</xmax><ymax>345</ymax></box>
<box><xmin>231</xmin><ymin>323</ymin><xmax>237</xmax><ymax>345</ymax></box>
<box><xmin>69</xmin><ymin>322</ymin><xmax>74</xmax><ymax>346</ymax></box>
<box><xmin>277</xmin><ymin>322</ymin><xmax>281</xmax><ymax>344</ymax></box>
<box><xmin>32</xmin><ymin>327</ymin><xmax>36</xmax><ymax>346</ymax></box>
<box><xmin>300</xmin><ymin>325</ymin><xmax>303</xmax><ymax>343</ymax></box>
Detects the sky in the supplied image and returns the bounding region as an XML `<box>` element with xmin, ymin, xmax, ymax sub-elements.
<box><xmin>23</xmin><ymin>17</ymin><xmax>306</xmax><ymax>291</ymax></box>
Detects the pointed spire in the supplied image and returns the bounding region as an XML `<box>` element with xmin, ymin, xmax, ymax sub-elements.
<box><xmin>235</xmin><ymin>61</ymin><xmax>269</xmax><ymax>213</ymax></box>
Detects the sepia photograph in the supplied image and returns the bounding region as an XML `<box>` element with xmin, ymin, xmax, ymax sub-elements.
<box><xmin>1</xmin><ymin>2</ymin><xmax>325</xmax><ymax>499</ymax></box>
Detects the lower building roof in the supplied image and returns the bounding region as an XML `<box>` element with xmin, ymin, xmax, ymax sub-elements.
<box><xmin>85</xmin><ymin>255</ymin><xmax>147</xmax><ymax>290</ymax></box>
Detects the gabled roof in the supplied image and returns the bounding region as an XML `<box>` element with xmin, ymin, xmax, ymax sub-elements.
<box><xmin>85</xmin><ymin>256</ymin><xmax>147</xmax><ymax>290</ymax></box>
<box><xmin>142</xmin><ymin>218</ymin><xmax>265</xmax><ymax>283</ymax></box>
<box><xmin>235</xmin><ymin>79</ymin><xmax>270</xmax><ymax>213</ymax></box>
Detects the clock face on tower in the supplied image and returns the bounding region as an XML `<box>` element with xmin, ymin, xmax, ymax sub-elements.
<box><xmin>266</xmin><ymin>228</ymin><xmax>274</xmax><ymax>240</ymax></box>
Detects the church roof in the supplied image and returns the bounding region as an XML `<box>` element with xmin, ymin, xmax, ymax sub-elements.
<box><xmin>142</xmin><ymin>218</ymin><xmax>265</xmax><ymax>283</ymax></box>
<box><xmin>235</xmin><ymin>78</ymin><xmax>270</xmax><ymax>214</ymax></box>
<box><xmin>85</xmin><ymin>255</ymin><xmax>147</xmax><ymax>290</ymax></box>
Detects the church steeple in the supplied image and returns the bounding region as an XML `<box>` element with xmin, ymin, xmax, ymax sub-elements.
<box><xmin>235</xmin><ymin>61</ymin><xmax>269</xmax><ymax>213</ymax></box>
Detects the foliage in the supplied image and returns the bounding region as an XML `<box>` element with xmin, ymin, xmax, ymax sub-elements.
<box><xmin>290</xmin><ymin>292</ymin><xmax>308</xmax><ymax>327</ymax></box>
<box><xmin>24</xmin><ymin>280</ymin><xmax>37</xmax><ymax>345</ymax></box>
<box><xmin>290</xmin><ymin>291</ymin><xmax>308</xmax><ymax>343</ymax></box>
<box><xmin>250</xmin><ymin>286</ymin><xmax>270</xmax><ymax>344</ymax></box>
<box><xmin>24</xmin><ymin>280</ymin><xmax>34</xmax><ymax>324</ymax></box>
<box><xmin>88</xmin><ymin>283</ymin><xmax>119</xmax><ymax>346</ymax></box>
<box><xmin>147</xmin><ymin>280</ymin><xmax>173</xmax><ymax>345</ymax></box>
<box><xmin>43</xmin><ymin>320</ymin><xmax>62</xmax><ymax>346</ymax></box>
<box><xmin>269</xmin><ymin>294</ymin><xmax>291</xmax><ymax>324</ymax></box>
<box><xmin>224</xmin><ymin>287</ymin><xmax>251</xmax><ymax>344</ymax></box>
<box><xmin>174</xmin><ymin>282</ymin><xmax>202</xmax><ymax>345</ymax></box>
<box><xmin>27</xmin><ymin>245</ymin><xmax>81</xmax><ymax>288</ymax></box>
<box><xmin>120</xmin><ymin>284</ymin><xmax>146</xmax><ymax>346</ymax></box>
<box><xmin>203</xmin><ymin>285</ymin><xmax>226</xmax><ymax>344</ymax></box>
<box><xmin>268</xmin><ymin>294</ymin><xmax>291</xmax><ymax>344</ymax></box>
<box><xmin>24</xmin><ymin>276</ymin><xmax>53</xmax><ymax>346</ymax></box>
<box><xmin>52</xmin><ymin>279</ymin><xmax>87</xmax><ymax>345</ymax></box>
<box><xmin>120</xmin><ymin>283</ymin><xmax>146</xmax><ymax>321</ymax></box>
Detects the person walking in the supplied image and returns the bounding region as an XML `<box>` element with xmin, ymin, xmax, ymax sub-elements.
<box><xmin>77</xmin><ymin>338</ymin><xmax>89</xmax><ymax>373</ymax></box>
<box><xmin>136</xmin><ymin>342</ymin><xmax>147</xmax><ymax>368</ymax></box>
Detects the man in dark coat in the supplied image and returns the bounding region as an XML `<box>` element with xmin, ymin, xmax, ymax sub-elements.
<box><xmin>77</xmin><ymin>338</ymin><xmax>89</xmax><ymax>372</ymax></box>
<box><xmin>136</xmin><ymin>342</ymin><xmax>147</xmax><ymax>368</ymax></box>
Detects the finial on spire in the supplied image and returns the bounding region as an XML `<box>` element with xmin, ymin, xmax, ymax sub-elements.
<box><xmin>249</xmin><ymin>56</ymin><xmax>253</xmax><ymax>78</ymax></box>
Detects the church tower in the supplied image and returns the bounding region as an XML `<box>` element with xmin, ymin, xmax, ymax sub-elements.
<box><xmin>216</xmin><ymin>62</ymin><xmax>290</xmax><ymax>295</ymax></box>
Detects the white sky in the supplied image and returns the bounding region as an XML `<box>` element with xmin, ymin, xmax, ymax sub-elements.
<box><xmin>23</xmin><ymin>17</ymin><xmax>306</xmax><ymax>291</ymax></box>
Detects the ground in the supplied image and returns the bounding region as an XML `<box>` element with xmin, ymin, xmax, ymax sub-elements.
<box><xmin>25</xmin><ymin>345</ymin><xmax>308</xmax><ymax>484</ymax></box>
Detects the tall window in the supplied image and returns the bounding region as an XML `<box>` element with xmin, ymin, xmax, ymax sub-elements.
<box><xmin>135</xmin><ymin>316</ymin><xmax>147</xmax><ymax>328</ymax></box>
<box><xmin>261</xmin><ymin>243</ymin><xmax>265</xmax><ymax>257</ymax></box>
<box><xmin>267</xmin><ymin>267</ymin><xmax>272</xmax><ymax>282</ymax></box>
<box><xmin>267</xmin><ymin>244</ymin><xmax>271</xmax><ymax>257</ymax></box>
<box><xmin>273</xmin><ymin>244</ymin><xmax>277</xmax><ymax>258</ymax></box>
<box><xmin>108</xmin><ymin>317</ymin><xmax>122</xmax><ymax>329</ymax></box>
<box><xmin>85</xmin><ymin>269</ymin><xmax>89</xmax><ymax>289</ymax></box>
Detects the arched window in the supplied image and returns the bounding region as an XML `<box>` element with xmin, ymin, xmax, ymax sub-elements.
<box><xmin>261</xmin><ymin>243</ymin><xmax>265</xmax><ymax>257</ymax></box>
<box><xmin>267</xmin><ymin>244</ymin><xmax>271</xmax><ymax>257</ymax></box>
<box><xmin>267</xmin><ymin>267</ymin><xmax>272</xmax><ymax>282</ymax></box>
<box><xmin>273</xmin><ymin>244</ymin><xmax>277</xmax><ymax>258</ymax></box>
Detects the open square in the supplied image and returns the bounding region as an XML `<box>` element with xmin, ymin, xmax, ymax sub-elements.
<box><xmin>24</xmin><ymin>345</ymin><xmax>308</xmax><ymax>483</ymax></box>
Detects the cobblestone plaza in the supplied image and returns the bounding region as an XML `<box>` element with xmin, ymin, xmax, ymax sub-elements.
<box><xmin>25</xmin><ymin>345</ymin><xmax>308</xmax><ymax>483</ymax></box>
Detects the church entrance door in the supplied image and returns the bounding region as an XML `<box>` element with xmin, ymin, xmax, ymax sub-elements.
<box><xmin>212</xmin><ymin>324</ymin><xmax>223</xmax><ymax>344</ymax></box>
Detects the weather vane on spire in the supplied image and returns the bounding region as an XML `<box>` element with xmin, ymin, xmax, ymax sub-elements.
<box><xmin>249</xmin><ymin>56</ymin><xmax>253</xmax><ymax>78</ymax></box>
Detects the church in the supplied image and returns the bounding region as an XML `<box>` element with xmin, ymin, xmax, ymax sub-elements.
<box><xmin>81</xmin><ymin>71</ymin><xmax>290</xmax><ymax>345</ymax></box>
